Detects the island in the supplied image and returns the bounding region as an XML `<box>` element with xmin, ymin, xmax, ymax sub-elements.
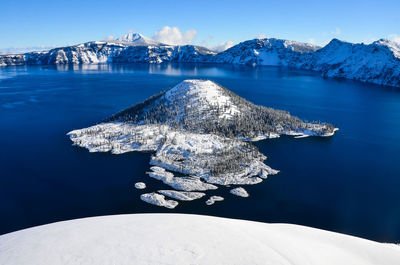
<box><xmin>67</xmin><ymin>79</ymin><xmax>337</xmax><ymax>208</ymax></box>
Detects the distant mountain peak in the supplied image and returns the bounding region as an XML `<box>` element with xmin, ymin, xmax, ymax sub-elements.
<box><xmin>115</xmin><ymin>32</ymin><xmax>159</xmax><ymax>45</ymax></box>
<box><xmin>372</xmin><ymin>39</ymin><xmax>400</xmax><ymax>58</ymax></box>
<box><xmin>117</xmin><ymin>32</ymin><xmax>143</xmax><ymax>42</ymax></box>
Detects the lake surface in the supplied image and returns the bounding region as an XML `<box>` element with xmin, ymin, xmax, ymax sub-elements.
<box><xmin>1</xmin><ymin>63</ymin><xmax>399</xmax><ymax>242</ymax></box>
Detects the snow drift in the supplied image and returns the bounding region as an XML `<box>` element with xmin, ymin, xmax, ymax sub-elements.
<box><xmin>0</xmin><ymin>214</ymin><xmax>399</xmax><ymax>265</ymax></box>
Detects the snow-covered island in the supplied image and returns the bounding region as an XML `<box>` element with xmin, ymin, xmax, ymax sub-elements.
<box><xmin>1</xmin><ymin>32</ymin><xmax>399</xmax><ymax>88</ymax></box>
<box><xmin>0</xmin><ymin>214</ymin><xmax>399</xmax><ymax>265</ymax></box>
<box><xmin>230</xmin><ymin>187</ymin><xmax>250</xmax><ymax>197</ymax></box>
<box><xmin>134</xmin><ymin>182</ymin><xmax>146</xmax><ymax>189</ymax></box>
<box><xmin>67</xmin><ymin>80</ymin><xmax>337</xmax><ymax>208</ymax></box>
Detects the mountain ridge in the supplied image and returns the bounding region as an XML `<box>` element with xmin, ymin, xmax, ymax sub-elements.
<box><xmin>1</xmin><ymin>33</ymin><xmax>399</xmax><ymax>88</ymax></box>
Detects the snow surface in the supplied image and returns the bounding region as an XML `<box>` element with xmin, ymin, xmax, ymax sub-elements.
<box><xmin>205</xmin><ymin>195</ymin><xmax>224</xmax><ymax>205</ymax></box>
<box><xmin>140</xmin><ymin>193</ymin><xmax>178</xmax><ymax>209</ymax></box>
<box><xmin>230</xmin><ymin>187</ymin><xmax>249</xmax><ymax>197</ymax></box>
<box><xmin>1</xmin><ymin>214</ymin><xmax>399</xmax><ymax>265</ymax></box>
<box><xmin>134</xmin><ymin>182</ymin><xmax>146</xmax><ymax>189</ymax></box>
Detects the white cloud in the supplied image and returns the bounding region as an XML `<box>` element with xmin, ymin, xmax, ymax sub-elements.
<box><xmin>389</xmin><ymin>34</ymin><xmax>400</xmax><ymax>44</ymax></box>
<box><xmin>211</xmin><ymin>41</ymin><xmax>235</xmax><ymax>52</ymax></box>
<box><xmin>308</xmin><ymin>38</ymin><xmax>316</xmax><ymax>45</ymax></box>
<box><xmin>152</xmin><ymin>26</ymin><xmax>197</xmax><ymax>45</ymax></box>
<box><xmin>332</xmin><ymin>27</ymin><xmax>341</xmax><ymax>35</ymax></box>
<box><xmin>104</xmin><ymin>35</ymin><xmax>115</xmax><ymax>41</ymax></box>
<box><xmin>257</xmin><ymin>33</ymin><xmax>267</xmax><ymax>39</ymax></box>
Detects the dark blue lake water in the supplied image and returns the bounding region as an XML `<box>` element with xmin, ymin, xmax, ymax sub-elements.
<box><xmin>1</xmin><ymin>63</ymin><xmax>399</xmax><ymax>242</ymax></box>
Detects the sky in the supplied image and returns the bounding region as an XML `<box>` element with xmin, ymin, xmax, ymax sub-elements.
<box><xmin>0</xmin><ymin>0</ymin><xmax>399</xmax><ymax>50</ymax></box>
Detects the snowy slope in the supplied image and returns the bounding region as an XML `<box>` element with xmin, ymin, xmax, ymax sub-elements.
<box><xmin>0</xmin><ymin>214</ymin><xmax>399</xmax><ymax>265</ymax></box>
<box><xmin>163</xmin><ymin>79</ymin><xmax>240</xmax><ymax>119</ymax></box>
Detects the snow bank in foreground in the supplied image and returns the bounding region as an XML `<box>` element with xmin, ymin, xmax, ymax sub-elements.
<box><xmin>0</xmin><ymin>214</ymin><xmax>399</xmax><ymax>265</ymax></box>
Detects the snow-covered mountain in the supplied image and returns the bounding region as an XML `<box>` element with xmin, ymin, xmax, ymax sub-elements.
<box><xmin>115</xmin><ymin>32</ymin><xmax>160</xmax><ymax>45</ymax></box>
<box><xmin>1</xmin><ymin>34</ymin><xmax>399</xmax><ymax>88</ymax></box>
<box><xmin>105</xmin><ymin>79</ymin><xmax>335</xmax><ymax>138</ymax></box>
<box><xmin>212</xmin><ymin>37</ymin><xmax>400</xmax><ymax>87</ymax></box>
<box><xmin>68</xmin><ymin>80</ymin><xmax>336</xmax><ymax>208</ymax></box>
<box><xmin>210</xmin><ymin>38</ymin><xmax>319</xmax><ymax>66</ymax></box>
<box><xmin>300</xmin><ymin>38</ymin><xmax>400</xmax><ymax>87</ymax></box>
<box><xmin>0</xmin><ymin>42</ymin><xmax>215</xmax><ymax>65</ymax></box>
<box><xmin>0</xmin><ymin>33</ymin><xmax>216</xmax><ymax>65</ymax></box>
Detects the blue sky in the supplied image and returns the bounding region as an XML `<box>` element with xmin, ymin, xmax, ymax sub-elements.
<box><xmin>0</xmin><ymin>0</ymin><xmax>399</xmax><ymax>49</ymax></box>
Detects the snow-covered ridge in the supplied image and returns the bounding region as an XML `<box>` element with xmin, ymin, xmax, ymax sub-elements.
<box><xmin>1</xmin><ymin>34</ymin><xmax>399</xmax><ymax>87</ymax></box>
<box><xmin>0</xmin><ymin>36</ymin><xmax>216</xmax><ymax>66</ymax></box>
<box><xmin>67</xmin><ymin>80</ymin><xmax>336</xmax><ymax>208</ymax></box>
<box><xmin>300</xmin><ymin>38</ymin><xmax>400</xmax><ymax>87</ymax></box>
<box><xmin>210</xmin><ymin>38</ymin><xmax>319</xmax><ymax>66</ymax></box>
<box><xmin>0</xmin><ymin>214</ymin><xmax>399</xmax><ymax>265</ymax></box>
